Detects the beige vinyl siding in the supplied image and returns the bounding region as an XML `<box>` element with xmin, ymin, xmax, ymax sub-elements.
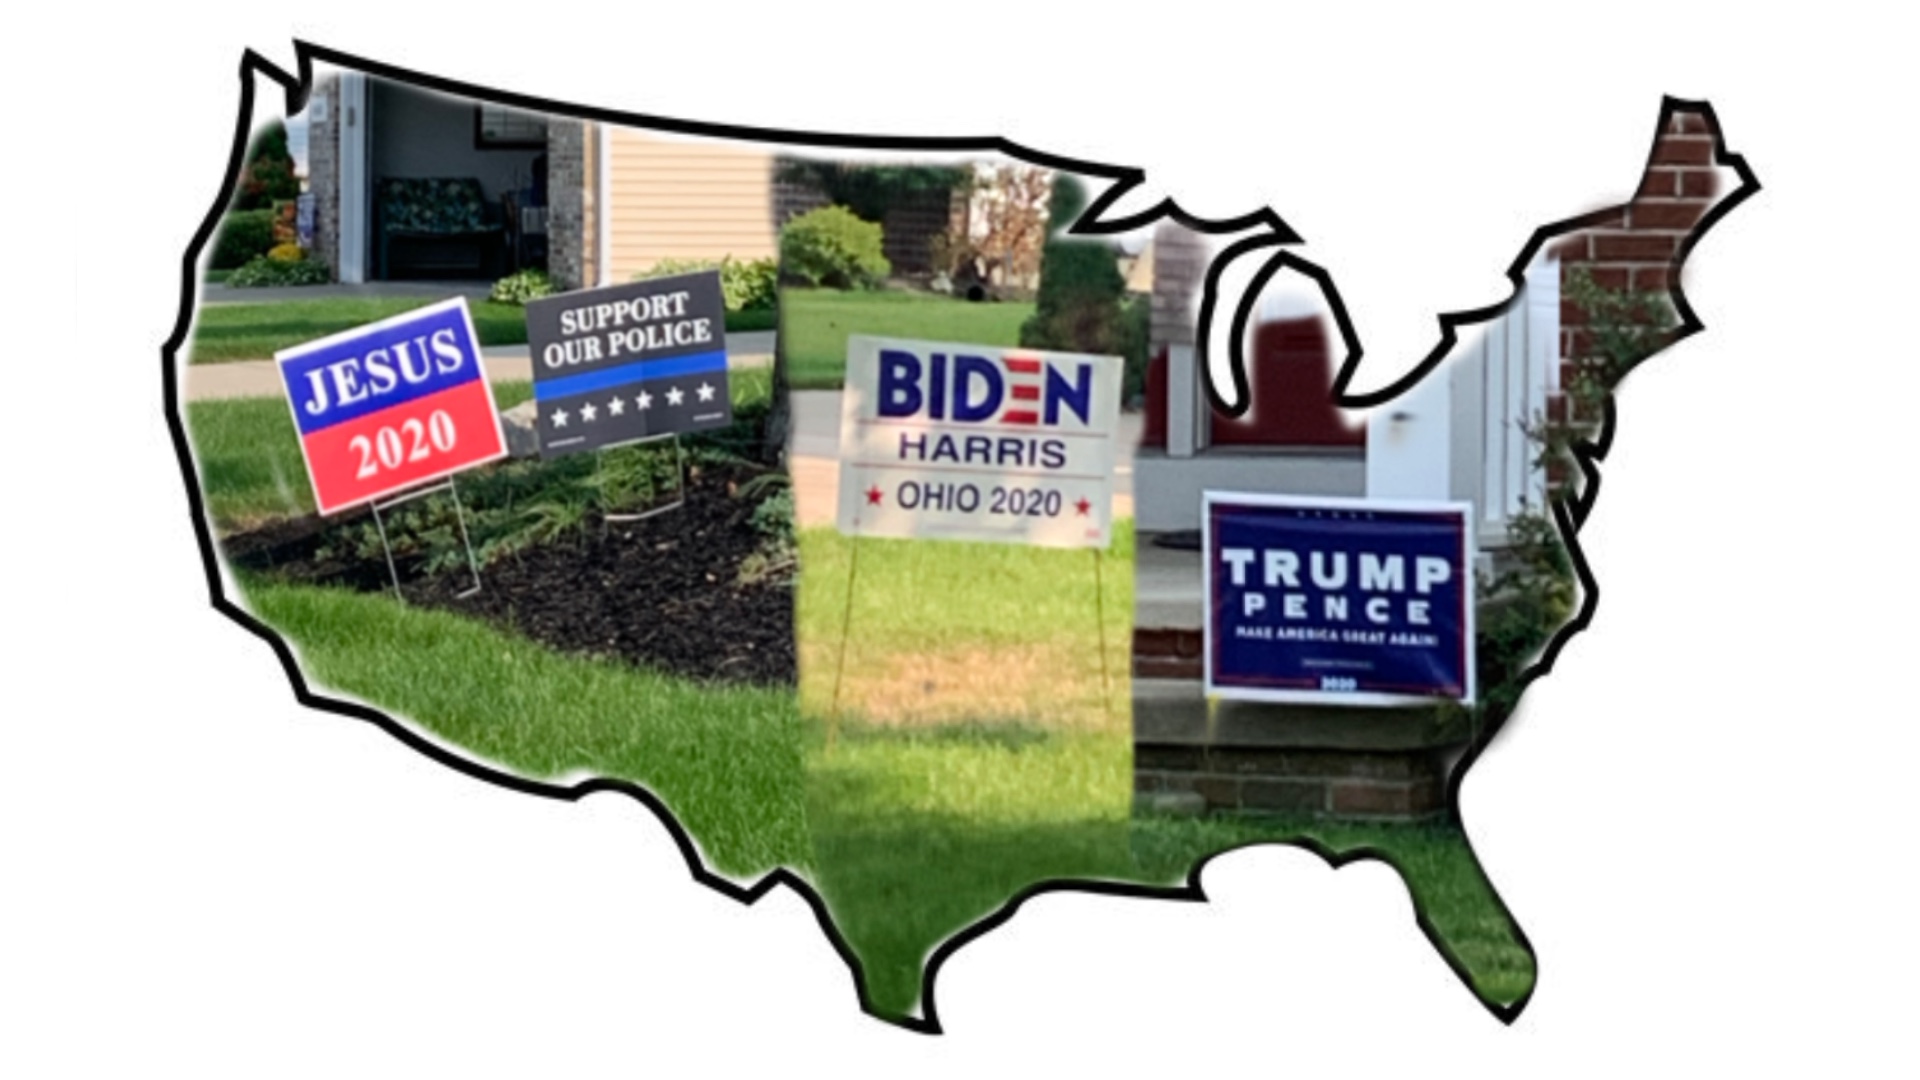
<box><xmin>605</xmin><ymin>128</ymin><xmax>777</xmax><ymax>279</ymax></box>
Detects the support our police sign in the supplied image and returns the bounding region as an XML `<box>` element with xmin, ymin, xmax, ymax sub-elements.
<box><xmin>836</xmin><ymin>335</ymin><xmax>1122</xmax><ymax>549</ymax></box>
<box><xmin>1204</xmin><ymin>492</ymin><xmax>1475</xmax><ymax>705</ymax></box>
<box><xmin>276</xmin><ymin>297</ymin><xmax>507</xmax><ymax>515</ymax></box>
<box><xmin>523</xmin><ymin>271</ymin><xmax>731</xmax><ymax>458</ymax></box>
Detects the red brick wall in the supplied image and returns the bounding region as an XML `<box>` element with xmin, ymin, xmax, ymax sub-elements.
<box><xmin>1548</xmin><ymin>108</ymin><xmax>1722</xmax><ymax>429</ymax></box>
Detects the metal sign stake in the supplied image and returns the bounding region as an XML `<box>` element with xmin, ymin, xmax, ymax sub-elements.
<box><xmin>366</xmin><ymin>477</ymin><xmax>484</xmax><ymax>602</ymax></box>
<box><xmin>1093</xmin><ymin>546</ymin><xmax>1114</xmax><ymax>728</ymax></box>
<box><xmin>599</xmin><ymin>434</ymin><xmax>688</xmax><ymax>524</ymax></box>
<box><xmin>825</xmin><ymin>532</ymin><xmax>865</xmax><ymax>753</ymax></box>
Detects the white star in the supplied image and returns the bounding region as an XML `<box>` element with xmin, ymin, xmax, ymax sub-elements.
<box><xmin>637</xmin><ymin>390</ymin><xmax>653</xmax><ymax>411</ymax></box>
<box><xmin>549</xmin><ymin>408</ymin><xmax>569</xmax><ymax>428</ymax></box>
<box><xmin>666</xmin><ymin>385</ymin><xmax>685</xmax><ymax>407</ymax></box>
<box><xmin>580</xmin><ymin>401</ymin><xmax>598</xmax><ymax>423</ymax></box>
<box><xmin>696</xmin><ymin>381</ymin><xmax>716</xmax><ymax>403</ymax></box>
<box><xmin>607</xmin><ymin>396</ymin><xmax>625</xmax><ymax>416</ymax></box>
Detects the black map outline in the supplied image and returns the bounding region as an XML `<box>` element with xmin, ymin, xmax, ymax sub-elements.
<box><xmin>162</xmin><ymin>42</ymin><xmax>1758</xmax><ymax>1033</ymax></box>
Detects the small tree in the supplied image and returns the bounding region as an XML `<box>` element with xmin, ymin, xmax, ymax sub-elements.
<box><xmin>964</xmin><ymin>165</ymin><xmax>1052</xmax><ymax>288</ymax></box>
<box><xmin>1018</xmin><ymin>175</ymin><xmax>1147</xmax><ymax>391</ymax></box>
<box><xmin>232</xmin><ymin>121</ymin><xmax>298</xmax><ymax>210</ymax></box>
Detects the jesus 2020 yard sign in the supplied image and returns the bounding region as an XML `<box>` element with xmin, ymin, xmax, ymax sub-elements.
<box><xmin>276</xmin><ymin>297</ymin><xmax>508</xmax><ymax>516</ymax></box>
<box><xmin>836</xmin><ymin>335</ymin><xmax>1122</xmax><ymax>549</ymax></box>
<box><xmin>1204</xmin><ymin>492</ymin><xmax>1476</xmax><ymax>706</ymax></box>
<box><xmin>523</xmin><ymin>271</ymin><xmax>732</xmax><ymax>458</ymax></box>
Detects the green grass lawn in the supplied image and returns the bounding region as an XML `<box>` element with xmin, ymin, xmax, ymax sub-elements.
<box><xmin>243</xmin><ymin>579</ymin><xmax>809</xmax><ymax>881</ymax></box>
<box><xmin>188</xmin><ymin>297</ymin><xmax>775</xmax><ymax>364</ymax></box>
<box><xmin>189</xmin><ymin>297</ymin><xmax>533</xmax><ymax>364</ymax></box>
<box><xmin>779</xmin><ymin>288</ymin><xmax>1037</xmax><ymax>390</ymax></box>
<box><xmin>794</xmin><ymin>523</ymin><xmax>1533</xmax><ymax>1021</ymax></box>
<box><xmin>797</xmin><ymin>524</ymin><xmax>1135</xmax><ymax>1017</ymax></box>
<box><xmin>188</xmin><ymin>370</ymin><xmax>805</xmax><ymax>883</ymax></box>
<box><xmin>1129</xmin><ymin>815</ymin><xmax>1536</xmax><ymax>1006</ymax></box>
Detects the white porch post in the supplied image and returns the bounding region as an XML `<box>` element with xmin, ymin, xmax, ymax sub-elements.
<box><xmin>1167</xmin><ymin>344</ymin><xmax>1199</xmax><ymax>458</ymax></box>
<box><xmin>336</xmin><ymin>72</ymin><xmax>368</xmax><ymax>284</ymax></box>
<box><xmin>595</xmin><ymin>123</ymin><xmax>613</xmax><ymax>287</ymax></box>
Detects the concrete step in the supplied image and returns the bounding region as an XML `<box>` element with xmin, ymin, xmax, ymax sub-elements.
<box><xmin>1131</xmin><ymin>677</ymin><xmax>1471</xmax><ymax>751</ymax></box>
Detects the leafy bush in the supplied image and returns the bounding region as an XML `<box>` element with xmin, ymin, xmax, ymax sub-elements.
<box><xmin>490</xmin><ymin>268</ymin><xmax>555</xmax><ymax>305</ymax></box>
<box><xmin>779</xmin><ymin>206</ymin><xmax>891</xmax><ymax>289</ymax></box>
<box><xmin>211</xmin><ymin>209</ymin><xmax>276</xmax><ymax>270</ymax></box>
<box><xmin>1473</xmin><ymin>509</ymin><xmax>1576</xmax><ymax>729</ymax></box>
<box><xmin>226</xmin><ymin>255</ymin><xmax>330</xmax><ymax>288</ymax></box>
<box><xmin>267</xmin><ymin>242</ymin><xmax>306</xmax><ymax>263</ymax></box>
<box><xmin>638</xmin><ymin>256</ymin><xmax>778</xmax><ymax>312</ymax></box>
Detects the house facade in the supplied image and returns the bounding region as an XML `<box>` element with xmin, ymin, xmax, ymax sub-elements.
<box><xmin>304</xmin><ymin>71</ymin><xmax>781</xmax><ymax>289</ymax></box>
<box><xmin>1132</xmin><ymin>105</ymin><xmax>1730</xmax><ymax>820</ymax></box>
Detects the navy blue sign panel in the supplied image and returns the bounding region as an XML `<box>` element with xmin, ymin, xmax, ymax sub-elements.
<box><xmin>1204</xmin><ymin>493</ymin><xmax>1475</xmax><ymax>705</ymax></box>
<box><xmin>523</xmin><ymin>271</ymin><xmax>732</xmax><ymax>458</ymax></box>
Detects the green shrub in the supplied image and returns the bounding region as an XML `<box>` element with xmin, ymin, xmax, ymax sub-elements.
<box><xmin>779</xmin><ymin>206</ymin><xmax>891</xmax><ymax>289</ymax></box>
<box><xmin>1473</xmin><ymin>510</ymin><xmax>1576</xmax><ymax>730</ymax></box>
<box><xmin>490</xmin><ymin>268</ymin><xmax>555</xmax><ymax>305</ymax></box>
<box><xmin>638</xmin><ymin>255</ymin><xmax>778</xmax><ymax>312</ymax></box>
<box><xmin>211</xmin><ymin>209</ymin><xmax>276</xmax><ymax>270</ymax></box>
<box><xmin>1018</xmin><ymin>177</ymin><xmax>1147</xmax><ymax>386</ymax></box>
<box><xmin>226</xmin><ymin>255</ymin><xmax>331</xmax><ymax>288</ymax></box>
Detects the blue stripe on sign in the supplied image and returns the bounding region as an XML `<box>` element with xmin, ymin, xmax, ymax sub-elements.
<box><xmin>279</xmin><ymin>304</ymin><xmax>483</xmax><ymax>436</ymax></box>
<box><xmin>534</xmin><ymin>350</ymin><xmax>727</xmax><ymax>400</ymax></box>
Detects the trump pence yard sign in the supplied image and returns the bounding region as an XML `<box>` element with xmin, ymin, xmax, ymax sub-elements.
<box><xmin>837</xmin><ymin>335</ymin><xmax>1123</xmax><ymax>549</ymax></box>
<box><xmin>523</xmin><ymin>271</ymin><xmax>732</xmax><ymax>458</ymax></box>
<box><xmin>1204</xmin><ymin>492</ymin><xmax>1476</xmax><ymax>705</ymax></box>
<box><xmin>276</xmin><ymin>297</ymin><xmax>508</xmax><ymax>516</ymax></box>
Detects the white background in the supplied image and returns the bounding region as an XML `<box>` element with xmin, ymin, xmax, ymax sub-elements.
<box><xmin>6</xmin><ymin>4</ymin><xmax>1916</xmax><ymax>1074</ymax></box>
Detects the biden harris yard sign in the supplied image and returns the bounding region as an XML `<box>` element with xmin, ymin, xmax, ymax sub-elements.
<box><xmin>836</xmin><ymin>335</ymin><xmax>1123</xmax><ymax>549</ymax></box>
<box><xmin>1204</xmin><ymin>492</ymin><xmax>1476</xmax><ymax>705</ymax></box>
<box><xmin>523</xmin><ymin>271</ymin><xmax>731</xmax><ymax>458</ymax></box>
<box><xmin>276</xmin><ymin>297</ymin><xmax>508</xmax><ymax>516</ymax></box>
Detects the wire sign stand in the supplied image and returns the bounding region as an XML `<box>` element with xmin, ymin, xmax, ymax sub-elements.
<box><xmin>367</xmin><ymin>476</ymin><xmax>484</xmax><ymax>602</ymax></box>
<box><xmin>596</xmin><ymin>433</ymin><xmax>688</xmax><ymax>524</ymax></box>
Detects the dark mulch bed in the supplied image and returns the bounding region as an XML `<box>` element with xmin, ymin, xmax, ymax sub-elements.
<box><xmin>221</xmin><ymin>462</ymin><xmax>795</xmax><ymax>687</ymax></box>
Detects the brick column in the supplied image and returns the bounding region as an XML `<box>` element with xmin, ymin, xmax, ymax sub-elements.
<box><xmin>306</xmin><ymin>75</ymin><xmax>340</xmax><ymax>279</ymax></box>
<box><xmin>546</xmin><ymin>119</ymin><xmax>589</xmax><ymax>291</ymax></box>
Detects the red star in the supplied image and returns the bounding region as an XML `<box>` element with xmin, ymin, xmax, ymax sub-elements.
<box><xmin>1075</xmin><ymin>497</ymin><xmax>1091</xmax><ymax>516</ymax></box>
<box><xmin>866</xmin><ymin>485</ymin><xmax>884</xmax><ymax>505</ymax></box>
